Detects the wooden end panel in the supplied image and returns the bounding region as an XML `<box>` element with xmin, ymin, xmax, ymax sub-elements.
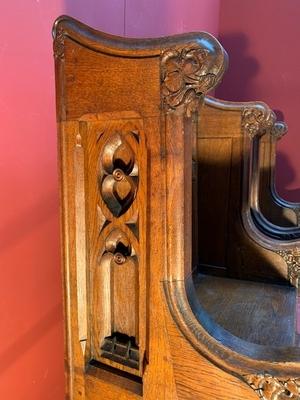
<box><xmin>58</xmin><ymin>38</ymin><xmax>160</xmax><ymax>121</ymax></box>
<box><xmin>199</xmin><ymin>105</ymin><xmax>241</xmax><ymax>138</ymax></box>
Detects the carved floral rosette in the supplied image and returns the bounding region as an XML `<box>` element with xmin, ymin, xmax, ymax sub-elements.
<box><xmin>161</xmin><ymin>44</ymin><xmax>217</xmax><ymax>116</ymax></box>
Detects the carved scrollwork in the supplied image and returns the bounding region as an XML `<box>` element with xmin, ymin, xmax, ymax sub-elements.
<box><xmin>99</xmin><ymin>133</ymin><xmax>138</xmax><ymax>217</ymax></box>
<box><xmin>53</xmin><ymin>28</ymin><xmax>65</xmax><ymax>60</ymax></box>
<box><xmin>244</xmin><ymin>374</ymin><xmax>300</xmax><ymax>400</ymax></box>
<box><xmin>276</xmin><ymin>248</ymin><xmax>300</xmax><ymax>287</ymax></box>
<box><xmin>242</xmin><ymin>106</ymin><xmax>276</xmax><ymax>138</ymax></box>
<box><xmin>161</xmin><ymin>44</ymin><xmax>216</xmax><ymax>116</ymax></box>
<box><xmin>271</xmin><ymin>121</ymin><xmax>288</xmax><ymax>141</ymax></box>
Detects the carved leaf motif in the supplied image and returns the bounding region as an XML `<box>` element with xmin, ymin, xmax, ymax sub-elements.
<box><xmin>100</xmin><ymin>133</ymin><xmax>138</xmax><ymax>216</ymax></box>
<box><xmin>161</xmin><ymin>45</ymin><xmax>216</xmax><ymax>115</ymax></box>
<box><xmin>245</xmin><ymin>374</ymin><xmax>300</xmax><ymax>400</ymax></box>
<box><xmin>242</xmin><ymin>106</ymin><xmax>276</xmax><ymax>138</ymax></box>
<box><xmin>277</xmin><ymin>248</ymin><xmax>300</xmax><ymax>287</ymax></box>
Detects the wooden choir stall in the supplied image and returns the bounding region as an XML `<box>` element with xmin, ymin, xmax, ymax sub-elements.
<box><xmin>53</xmin><ymin>16</ymin><xmax>300</xmax><ymax>400</ymax></box>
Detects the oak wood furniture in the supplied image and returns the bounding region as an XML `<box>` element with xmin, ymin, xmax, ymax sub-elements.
<box><xmin>53</xmin><ymin>15</ymin><xmax>300</xmax><ymax>400</ymax></box>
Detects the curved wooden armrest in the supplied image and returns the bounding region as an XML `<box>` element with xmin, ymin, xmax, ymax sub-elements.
<box><xmin>249</xmin><ymin>130</ymin><xmax>300</xmax><ymax>240</ymax></box>
<box><xmin>198</xmin><ymin>96</ymin><xmax>300</xmax><ymax>286</ymax></box>
<box><xmin>202</xmin><ymin>96</ymin><xmax>300</xmax><ymax>228</ymax></box>
<box><xmin>260</xmin><ymin>127</ymin><xmax>300</xmax><ymax>226</ymax></box>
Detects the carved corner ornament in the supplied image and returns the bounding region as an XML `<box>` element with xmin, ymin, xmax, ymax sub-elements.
<box><xmin>242</xmin><ymin>105</ymin><xmax>276</xmax><ymax>139</ymax></box>
<box><xmin>161</xmin><ymin>45</ymin><xmax>216</xmax><ymax>116</ymax></box>
<box><xmin>276</xmin><ymin>248</ymin><xmax>300</xmax><ymax>287</ymax></box>
<box><xmin>53</xmin><ymin>27</ymin><xmax>65</xmax><ymax>60</ymax></box>
<box><xmin>271</xmin><ymin>121</ymin><xmax>288</xmax><ymax>141</ymax></box>
<box><xmin>244</xmin><ymin>374</ymin><xmax>300</xmax><ymax>400</ymax></box>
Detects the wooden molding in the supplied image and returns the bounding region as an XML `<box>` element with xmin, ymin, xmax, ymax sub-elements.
<box><xmin>73</xmin><ymin>132</ymin><xmax>87</xmax><ymax>357</ymax></box>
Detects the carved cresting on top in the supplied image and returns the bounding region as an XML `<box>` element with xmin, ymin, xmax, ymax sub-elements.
<box><xmin>161</xmin><ymin>45</ymin><xmax>217</xmax><ymax>116</ymax></box>
<box><xmin>242</xmin><ymin>105</ymin><xmax>276</xmax><ymax>139</ymax></box>
<box><xmin>244</xmin><ymin>374</ymin><xmax>300</xmax><ymax>400</ymax></box>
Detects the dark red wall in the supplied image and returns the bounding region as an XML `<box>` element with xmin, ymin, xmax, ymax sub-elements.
<box><xmin>217</xmin><ymin>0</ymin><xmax>300</xmax><ymax>201</ymax></box>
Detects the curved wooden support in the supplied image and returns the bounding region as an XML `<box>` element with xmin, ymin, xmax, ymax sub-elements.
<box><xmin>202</xmin><ymin>96</ymin><xmax>299</xmax><ymax>230</ymax></box>
<box><xmin>240</xmin><ymin>105</ymin><xmax>300</xmax><ymax>285</ymax></box>
<box><xmin>261</xmin><ymin>123</ymin><xmax>300</xmax><ymax>226</ymax></box>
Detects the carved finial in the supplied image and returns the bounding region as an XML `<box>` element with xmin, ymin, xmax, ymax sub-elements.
<box><xmin>271</xmin><ymin>121</ymin><xmax>288</xmax><ymax>140</ymax></box>
<box><xmin>242</xmin><ymin>105</ymin><xmax>276</xmax><ymax>139</ymax></box>
<box><xmin>161</xmin><ymin>44</ymin><xmax>216</xmax><ymax>116</ymax></box>
<box><xmin>244</xmin><ymin>374</ymin><xmax>300</xmax><ymax>400</ymax></box>
<box><xmin>53</xmin><ymin>28</ymin><xmax>65</xmax><ymax>60</ymax></box>
<box><xmin>277</xmin><ymin>248</ymin><xmax>300</xmax><ymax>287</ymax></box>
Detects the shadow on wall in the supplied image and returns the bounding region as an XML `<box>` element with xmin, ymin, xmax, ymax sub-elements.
<box><xmin>216</xmin><ymin>33</ymin><xmax>259</xmax><ymax>101</ymax></box>
<box><xmin>216</xmin><ymin>33</ymin><xmax>300</xmax><ymax>202</ymax></box>
<box><xmin>276</xmin><ymin>152</ymin><xmax>300</xmax><ymax>202</ymax></box>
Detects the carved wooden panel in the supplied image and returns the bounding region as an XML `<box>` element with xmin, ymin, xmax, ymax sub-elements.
<box><xmin>85</xmin><ymin>115</ymin><xmax>147</xmax><ymax>377</ymax></box>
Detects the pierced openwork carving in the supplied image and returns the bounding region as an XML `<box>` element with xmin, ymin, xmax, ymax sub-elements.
<box><xmin>242</xmin><ymin>106</ymin><xmax>276</xmax><ymax>138</ymax></box>
<box><xmin>244</xmin><ymin>374</ymin><xmax>300</xmax><ymax>400</ymax></box>
<box><xmin>276</xmin><ymin>248</ymin><xmax>300</xmax><ymax>287</ymax></box>
<box><xmin>53</xmin><ymin>28</ymin><xmax>65</xmax><ymax>60</ymax></box>
<box><xmin>161</xmin><ymin>45</ymin><xmax>216</xmax><ymax>116</ymax></box>
<box><xmin>101</xmin><ymin>228</ymin><xmax>134</xmax><ymax>263</ymax></box>
<box><xmin>91</xmin><ymin>119</ymin><xmax>146</xmax><ymax>376</ymax></box>
<box><xmin>99</xmin><ymin>133</ymin><xmax>138</xmax><ymax>217</ymax></box>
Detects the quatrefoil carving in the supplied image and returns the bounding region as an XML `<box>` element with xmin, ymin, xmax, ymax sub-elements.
<box><xmin>100</xmin><ymin>133</ymin><xmax>138</xmax><ymax>217</ymax></box>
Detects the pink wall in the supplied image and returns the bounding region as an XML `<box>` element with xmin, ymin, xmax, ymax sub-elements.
<box><xmin>0</xmin><ymin>2</ymin><xmax>124</xmax><ymax>400</ymax></box>
<box><xmin>1</xmin><ymin>1</ymin><xmax>299</xmax><ymax>399</ymax></box>
<box><xmin>217</xmin><ymin>0</ymin><xmax>300</xmax><ymax>201</ymax></box>
<box><xmin>125</xmin><ymin>0</ymin><xmax>220</xmax><ymax>37</ymax></box>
